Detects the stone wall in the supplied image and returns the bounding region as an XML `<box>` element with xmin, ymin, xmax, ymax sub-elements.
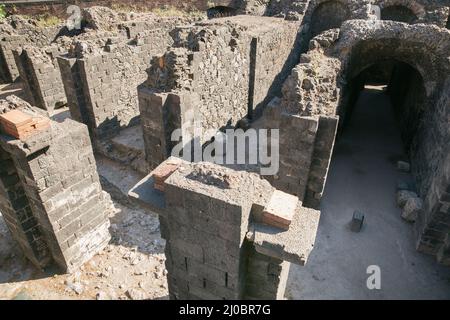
<box><xmin>128</xmin><ymin>159</ymin><xmax>320</xmax><ymax>299</ymax></box>
<box><xmin>265</xmin><ymin>19</ymin><xmax>450</xmax><ymax>263</ymax></box>
<box><xmin>58</xmin><ymin>24</ymin><xmax>177</xmax><ymax>142</ymax></box>
<box><xmin>13</xmin><ymin>46</ymin><xmax>67</xmax><ymax>114</ymax></box>
<box><xmin>0</xmin><ymin>96</ymin><xmax>112</xmax><ymax>273</ymax></box>
<box><xmin>0</xmin><ymin>15</ymin><xmax>65</xmax><ymax>83</ymax></box>
<box><xmin>139</xmin><ymin>16</ymin><xmax>301</xmax><ymax>169</ymax></box>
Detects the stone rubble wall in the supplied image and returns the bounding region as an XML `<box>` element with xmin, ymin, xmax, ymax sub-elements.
<box><xmin>373</xmin><ymin>0</ymin><xmax>450</xmax><ymax>27</ymax></box>
<box><xmin>0</xmin><ymin>96</ymin><xmax>112</xmax><ymax>273</ymax></box>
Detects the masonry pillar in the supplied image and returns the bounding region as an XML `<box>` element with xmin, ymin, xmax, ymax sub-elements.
<box><xmin>129</xmin><ymin>158</ymin><xmax>321</xmax><ymax>300</ymax></box>
<box><xmin>0</xmin><ymin>96</ymin><xmax>112</xmax><ymax>273</ymax></box>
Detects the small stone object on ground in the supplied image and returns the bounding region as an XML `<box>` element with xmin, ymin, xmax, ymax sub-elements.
<box><xmin>126</xmin><ymin>288</ymin><xmax>146</xmax><ymax>300</ymax></box>
<box><xmin>397</xmin><ymin>160</ymin><xmax>411</xmax><ymax>173</ymax></box>
<box><xmin>402</xmin><ymin>197</ymin><xmax>423</xmax><ymax>222</ymax></box>
<box><xmin>351</xmin><ymin>211</ymin><xmax>364</xmax><ymax>232</ymax></box>
<box><xmin>397</xmin><ymin>190</ymin><xmax>418</xmax><ymax>208</ymax></box>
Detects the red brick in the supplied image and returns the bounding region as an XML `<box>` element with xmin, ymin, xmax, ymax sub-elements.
<box><xmin>262</xmin><ymin>190</ymin><xmax>298</xmax><ymax>230</ymax></box>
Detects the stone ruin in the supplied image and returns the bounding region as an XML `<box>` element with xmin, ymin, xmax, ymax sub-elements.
<box><xmin>129</xmin><ymin>158</ymin><xmax>319</xmax><ymax>299</ymax></box>
<box><xmin>0</xmin><ymin>0</ymin><xmax>449</xmax><ymax>299</ymax></box>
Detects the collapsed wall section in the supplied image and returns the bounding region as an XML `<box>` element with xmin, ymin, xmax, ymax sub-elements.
<box><xmin>0</xmin><ymin>96</ymin><xmax>112</xmax><ymax>272</ymax></box>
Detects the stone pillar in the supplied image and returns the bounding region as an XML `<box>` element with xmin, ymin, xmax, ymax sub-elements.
<box><xmin>129</xmin><ymin>158</ymin><xmax>321</xmax><ymax>300</ymax></box>
<box><xmin>0</xmin><ymin>97</ymin><xmax>112</xmax><ymax>273</ymax></box>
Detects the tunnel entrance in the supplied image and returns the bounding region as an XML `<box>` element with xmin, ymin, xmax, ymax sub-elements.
<box><xmin>310</xmin><ymin>1</ymin><xmax>350</xmax><ymax>37</ymax></box>
<box><xmin>341</xmin><ymin>59</ymin><xmax>426</xmax><ymax>155</ymax></box>
<box><xmin>207</xmin><ymin>6</ymin><xmax>237</xmax><ymax>19</ymax></box>
<box><xmin>380</xmin><ymin>5</ymin><xmax>418</xmax><ymax>24</ymax></box>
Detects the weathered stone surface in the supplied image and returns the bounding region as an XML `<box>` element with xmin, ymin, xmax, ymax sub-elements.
<box><xmin>250</xmin><ymin>205</ymin><xmax>320</xmax><ymax>265</ymax></box>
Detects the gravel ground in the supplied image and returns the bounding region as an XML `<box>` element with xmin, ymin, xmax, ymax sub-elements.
<box><xmin>0</xmin><ymin>201</ymin><xmax>168</xmax><ymax>300</ymax></box>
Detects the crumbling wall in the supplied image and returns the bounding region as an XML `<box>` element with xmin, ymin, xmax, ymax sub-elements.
<box><xmin>139</xmin><ymin>16</ymin><xmax>301</xmax><ymax>169</ymax></box>
<box><xmin>0</xmin><ymin>96</ymin><xmax>112</xmax><ymax>273</ymax></box>
<box><xmin>265</xmin><ymin>19</ymin><xmax>450</xmax><ymax>264</ymax></box>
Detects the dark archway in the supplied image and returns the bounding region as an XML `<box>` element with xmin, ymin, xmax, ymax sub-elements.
<box><xmin>446</xmin><ymin>15</ymin><xmax>450</xmax><ymax>29</ymax></box>
<box><xmin>342</xmin><ymin>59</ymin><xmax>426</xmax><ymax>152</ymax></box>
<box><xmin>310</xmin><ymin>1</ymin><xmax>350</xmax><ymax>37</ymax></box>
<box><xmin>207</xmin><ymin>6</ymin><xmax>237</xmax><ymax>19</ymax></box>
<box><xmin>381</xmin><ymin>5</ymin><xmax>418</xmax><ymax>24</ymax></box>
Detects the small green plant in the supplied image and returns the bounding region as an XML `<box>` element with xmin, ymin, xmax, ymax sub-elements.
<box><xmin>21</xmin><ymin>13</ymin><xmax>62</xmax><ymax>28</ymax></box>
<box><xmin>152</xmin><ymin>6</ymin><xmax>205</xmax><ymax>19</ymax></box>
<box><xmin>0</xmin><ymin>4</ymin><xmax>6</xmax><ymax>21</ymax></box>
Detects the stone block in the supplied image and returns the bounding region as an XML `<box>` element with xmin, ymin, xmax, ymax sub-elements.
<box><xmin>402</xmin><ymin>197</ymin><xmax>423</xmax><ymax>222</ymax></box>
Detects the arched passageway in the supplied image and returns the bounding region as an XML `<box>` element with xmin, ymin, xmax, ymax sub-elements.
<box><xmin>380</xmin><ymin>5</ymin><xmax>418</xmax><ymax>23</ymax></box>
<box><xmin>207</xmin><ymin>6</ymin><xmax>237</xmax><ymax>19</ymax></box>
<box><xmin>343</xmin><ymin>59</ymin><xmax>426</xmax><ymax>152</ymax></box>
<box><xmin>309</xmin><ymin>1</ymin><xmax>350</xmax><ymax>37</ymax></box>
<box><xmin>288</xmin><ymin>61</ymin><xmax>450</xmax><ymax>298</ymax></box>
